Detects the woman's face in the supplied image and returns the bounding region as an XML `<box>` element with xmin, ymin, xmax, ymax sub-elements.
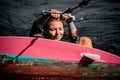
<box><xmin>47</xmin><ymin>20</ymin><xmax>64</xmax><ymax>41</ymax></box>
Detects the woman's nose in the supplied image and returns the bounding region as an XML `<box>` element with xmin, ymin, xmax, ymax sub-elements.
<box><xmin>56</xmin><ymin>29</ymin><xmax>60</xmax><ymax>35</ymax></box>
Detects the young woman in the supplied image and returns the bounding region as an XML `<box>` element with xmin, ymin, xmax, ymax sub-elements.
<box><xmin>30</xmin><ymin>9</ymin><xmax>93</xmax><ymax>48</ymax></box>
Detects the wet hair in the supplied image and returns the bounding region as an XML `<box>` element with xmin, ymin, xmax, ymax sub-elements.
<box><xmin>43</xmin><ymin>17</ymin><xmax>63</xmax><ymax>38</ymax></box>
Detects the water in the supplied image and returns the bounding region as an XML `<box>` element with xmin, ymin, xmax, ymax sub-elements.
<box><xmin>0</xmin><ymin>0</ymin><xmax>120</xmax><ymax>56</ymax></box>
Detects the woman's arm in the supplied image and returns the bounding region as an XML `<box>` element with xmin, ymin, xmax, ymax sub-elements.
<box><xmin>68</xmin><ymin>21</ymin><xmax>77</xmax><ymax>36</ymax></box>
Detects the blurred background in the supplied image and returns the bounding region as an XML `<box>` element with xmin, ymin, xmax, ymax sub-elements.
<box><xmin>0</xmin><ymin>0</ymin><xmax>120</xmax><ymax>56</ymax></box>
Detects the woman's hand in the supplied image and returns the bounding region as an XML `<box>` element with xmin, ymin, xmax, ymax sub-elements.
<box><xmin>50</xmin><ymin>9</ymin><xmax>71</xmax><ymax>21</ymax></box>
<box><xmin>50</xmin><ymin>9</ymin><xmax>62</xmax><ymax>20</ymax></box>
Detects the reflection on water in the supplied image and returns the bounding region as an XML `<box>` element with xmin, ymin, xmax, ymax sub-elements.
<box><xmin>0</xmin><ymin>54</ymin><xmax>120</xmax><ymax>80</ymax></box>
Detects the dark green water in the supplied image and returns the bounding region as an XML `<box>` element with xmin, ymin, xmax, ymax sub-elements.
<box><xmin>0</xmin><ymin>0</ymin><xmax>120</xmax><ymax>56</ymax></box>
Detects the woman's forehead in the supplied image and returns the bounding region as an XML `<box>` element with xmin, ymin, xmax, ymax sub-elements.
<box><xmin>48</xmin><ymin>20</ymin><xmax>64</xmax><ymax>28</ymax></box>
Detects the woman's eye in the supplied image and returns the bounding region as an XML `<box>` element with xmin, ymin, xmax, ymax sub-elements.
<box><xmin>50</xmin><ymin>29</ymin><xmax>55</xmax><ymax>31</ymax></box>
<box><xmin>59</xmin><ymin>28</ymin><xmax>63</xmax><ymax>30</ymax></box>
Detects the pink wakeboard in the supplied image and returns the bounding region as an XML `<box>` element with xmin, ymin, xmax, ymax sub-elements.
<box><xmin>0</xmin><ymin>36</ymin><xmax>120</xmax><ymax>64</ymax></box>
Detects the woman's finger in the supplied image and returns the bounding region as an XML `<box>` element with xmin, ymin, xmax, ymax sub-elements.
<box><xmin>50</xmin><ymin>9</ymin><xmax>62</xmax><ymax>19</ymax></box>
<box><xmin>62</xmin><ymin>13</ymin><xmax>71</xmax><ymax>20</ymax></box>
